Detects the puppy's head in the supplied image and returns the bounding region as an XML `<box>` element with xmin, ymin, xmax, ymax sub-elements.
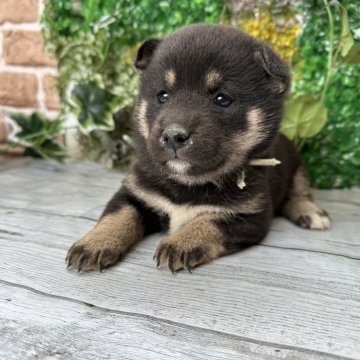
<box><xmin>133</xmin><ymin>24</ymin><xmax>290</xmax><ymax>185</ymax></box>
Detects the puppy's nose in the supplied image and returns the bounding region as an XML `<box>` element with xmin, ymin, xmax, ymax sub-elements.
<box><xmin>161</xmin><ymin>127</ymin><xmax>190</xmax><ymax>151</ymax></box>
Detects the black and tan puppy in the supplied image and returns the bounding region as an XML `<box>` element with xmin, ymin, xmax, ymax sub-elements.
<box><xmin>66</xmin><ymin>24</ymin><xmax>330</xmax><ymax>273</ymax></box>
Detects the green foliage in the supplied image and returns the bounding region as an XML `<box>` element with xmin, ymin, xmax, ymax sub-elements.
<box><xmin>338</xmin><ymin>3</ymin><xmax>354</xmax><ymax>57</ymax></box>
<box><xmin>44</xmin><ymin>0</ymin><xmax>225</xmax><ymax>46</ymax></box>
<box><xmin>281</xmin><ymin>0</ymin><xmax>360</xmax><ymax>149</ymax></box>
<box><xmin>293</xmin><ymin>0</ymin><xmax>360</xmax><ymax>188</ymax></box>
<box><xmin>343</xmin><ymin>43</ymin><xmax>360</xmax><ymax>64</ymax></box>
<box><xmin>281</xmin><ymin>94</ymin><xmax>327</xmax><ymax>142</ymax></box>
<box><xmin>71</xmin><ymin>83</ymin><xmax>116</xmax><ymax>132</ymax></box>
<box><xmin>7</xmin><ymin>112</ymin><xmax>66</xmax><ymax>162</ymax></box>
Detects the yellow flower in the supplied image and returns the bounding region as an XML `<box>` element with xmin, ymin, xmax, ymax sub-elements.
<box><xmin>239</xmin><ymin>10</ymin><xmax>300</xmax><ymax>62</ymax></box>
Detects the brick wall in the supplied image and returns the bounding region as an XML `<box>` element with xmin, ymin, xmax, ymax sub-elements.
<box><xmin>0</xmin><ymin>0</ymin><xmax>60</xmax><ymax>143</ymax></box>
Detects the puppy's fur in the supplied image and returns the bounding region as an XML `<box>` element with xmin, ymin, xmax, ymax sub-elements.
<box><xmin>67</xmin><ymin>24</ymin><xmax>330</xmax><ymax>273</ymax></box>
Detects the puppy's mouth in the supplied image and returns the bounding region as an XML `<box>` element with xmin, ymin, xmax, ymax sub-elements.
<box><xmin>166</xmin><ymin>158</ymin><xmax>191</xmax><ymax>174</ymax></box>
<box><xmin>164</xmin><ymin>153</ymin><xmax>228</xmax><ymax>179</ymax></box>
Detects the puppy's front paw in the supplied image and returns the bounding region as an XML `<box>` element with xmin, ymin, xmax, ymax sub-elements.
<box><xmin>66</xmin><ymin>234</ymin><xmax>123</xmax><ymax>272</ymax></box>
<box><xmin>154</xmin><ymin>235</ymin><xmax>224</xmax><ymax>273</ymax></box>
<box><xmin>66</xmin><ymin>206</ymin><xmax>145</xmax><ymax>272</ymax></box>
<box><xmin>296</xmin><ymin>209</ymin><xmax>331</xmax><ymax>230</ymax></box>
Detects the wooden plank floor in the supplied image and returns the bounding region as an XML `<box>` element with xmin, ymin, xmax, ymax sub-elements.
<box><xmin>0</xmin><ymin>157</ymin><xmax>359</xmax><ymax>360</ymax></box>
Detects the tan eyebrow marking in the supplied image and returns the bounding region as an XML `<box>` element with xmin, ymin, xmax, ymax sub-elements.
<box><xmin>165</xmin><ymin>69</ymin><xmax>176</xmax><ymax>88</ymax></box>
<box><xmin>205</xmin><ymin>70</ymin><xmax>222</xmax><ymax>89</ymax></box>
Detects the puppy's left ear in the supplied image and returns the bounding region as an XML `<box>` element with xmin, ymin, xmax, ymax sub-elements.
<box><xmin>135</xmin><ymin>38</ymin><xmax>161</xmax><ymax>70</ymax></box>
<box><xmin>255</xmin><ymin>46</ymin><xmax>290</xmax><ymax>94</ymax></box>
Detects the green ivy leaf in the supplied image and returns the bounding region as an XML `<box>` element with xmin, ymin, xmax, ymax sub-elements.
<box><xmin>45</xmin><ymin>117</ymin><xmax>64</xmax><ymax>137</ymax></box>
<box><xmin>280</xmin><ymin>97</ymin><xmax>303</xmax><ymax>140</ymax></box>
<box><xmin>281</xmin><ymin>94</ymin><xmax>328</xmax><ymax>143</ymax></box>
<box><xmin>338</xmin><ymin>4</ymin><xmax>354</xmax><ymax>57</ymax></box>
<box><xmin>33</xmin><ymin>139</ymin><xmax>66</xmax><ymax>162</ymax></box>
<box><xmin>298</xmin><ymin>97</ymin><xmax>327</xmax><ymax>138</ymax></box>
<box><xmin>10</xmin><ymin>112</ymin><xmax>45</xmax><ymax>139</ymax></box>
<box><xmin>342</xmin><ymin>43</ymin><xmax>360</xmax><ymax>64</ymax></box>
<box><xmin>71</xmin><ymin>82</ymin><xmax>115</xmax><ymax>132</ymax></box>
<box><xmin>8</xmin><ymin>112</ymin><xmax>66</xmax><ymax>162</ymax></box>
<box><xmin>24</xmin><ymin>139</ymin><xmax>66</xmax><ymax>162</ymax></box>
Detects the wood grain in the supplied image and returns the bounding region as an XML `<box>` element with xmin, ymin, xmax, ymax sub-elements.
<box><xmin>0</xmin><ymin>158</ymin><xmax>359</xmax><ymax>359</ymax></box>
<box><xmin>2</xmin><ymin>282</ymin><xmax>345</xmax><ymax>360</ymax></box>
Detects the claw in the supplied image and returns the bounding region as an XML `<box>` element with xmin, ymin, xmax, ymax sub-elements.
<box><xmin>168</xmin><ymin>250</ymin><xmax>175</xmax><ymax>274</ymax></box>
<box><xmin>98</xmin><ymin>256</ymin><xmax>104</xmax><ymax>272</ymax></box>
<box><xmin>155</xmin><ymin>246</ymin><xmax>162</xmax><ymax>268</ymax></box>
<box><xmin>67</xmin><ymin>256</ymin><xmax>74</xmax><ymax>267</ymax></box>
<box><xmin>184</xmin><ymin>253</ymin><xmax>190</xmax><ymax>271</ymax></box>
<box><xmin>93</xmin><ymin>250</ymin><xmax>101</xmax><ymax>268</ymax></box>
<box><xmin>78</xmin><ymin>253</ymin><xmax>86</xmax><ymax>269</ymax></box>
<box><xmin>95</xmin><ymin>250</ymin><xmax>102</xmax><ymax>271</ymax></box>
<box><xmin>156</xmin><ymin>249</ymin><xmax>162</xmax><ymax>268</ymax></box>
<box><xmin>65</xmin><ymin>251</ymin><xmax>70</xmax><ymax>263</ymax></box>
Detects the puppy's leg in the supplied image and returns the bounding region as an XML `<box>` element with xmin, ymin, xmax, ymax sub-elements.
<box><xmin>155</xmin><ymin>210</ymin><xmax>270</xmax><ymax>273</ymax></box>
<box><xmin>282</xmin><ymin>165</ymin><xmax>330</xmax><ymax>230</ymax></box>
<box><xmin>66</xmin><ymin>187</ymin><xmax>162</xmax><ymax>271</ymax></box>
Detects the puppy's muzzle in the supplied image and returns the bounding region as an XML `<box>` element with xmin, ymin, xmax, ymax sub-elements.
<box><xmin>161</xmin><ymin>126</ymin><xmax>190</xmax><ymax>152</ymax></box>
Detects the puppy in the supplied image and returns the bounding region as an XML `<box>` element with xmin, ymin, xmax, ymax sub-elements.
<box><xmin>66</xmin><ymin>24</ymin><xmax>330</xmax><ymax>273</ymax></box>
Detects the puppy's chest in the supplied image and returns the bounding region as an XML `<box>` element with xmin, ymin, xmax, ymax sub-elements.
<box><xmin>162</xmin><ymin>203</ymin><xmax>214</xmax><ymax>233</ymax></box>
<box><xmin>153</xmin><ymin>192</ymin><xmax>265</xmax><ymax>233</ymax></box>
<box><xmin>134</xmin><ymin>185</ymin><xmax>233</xmax><ymax>232</ymax></box>
<box><xmin>128</xmin><ymin>179</ymin><xmax>263</xmax><ymax>234</ymax></box>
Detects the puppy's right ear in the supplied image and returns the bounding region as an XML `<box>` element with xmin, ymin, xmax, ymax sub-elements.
<box><xmin>255</xmin><ymin>46</ymin><xmax>290</xmax><ymax>94</ymax></box>
<box><xmin>134</xmin><ymin>39</ymin><xmax>161</xmax><ymax>70</ymax></box>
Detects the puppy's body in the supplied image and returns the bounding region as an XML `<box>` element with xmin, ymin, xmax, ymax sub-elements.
<box><xmin>67</xmin><ymin>24</ymin><xmax>330</xmax><ymax>273</ymax></box>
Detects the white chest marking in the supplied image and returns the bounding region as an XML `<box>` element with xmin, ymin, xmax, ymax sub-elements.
<box><xmin>124</xmin><ymin>174</ymin><xmax>263</xmax><ymax>233</ymax></box>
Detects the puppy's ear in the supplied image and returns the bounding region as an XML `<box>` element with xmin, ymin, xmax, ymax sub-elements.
<box><xmin>255</xmin><ymin>46</ymin><xmax>290</xmax><ymax>94</ymax></box>
<box><xmin>135</xmin><ymin>39</ymin><xmax>161</xmax><ymax>70</ymax></box>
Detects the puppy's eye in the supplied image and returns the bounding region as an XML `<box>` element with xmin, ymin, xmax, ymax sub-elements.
<box><xmin>157</xmin><ymin>91</ymin><xmax>169</xmax><ymax>104</ymax></box>
<box><xmin>214</xmin><ymin>93</ymin><xmax>233</xmax><ymax>107</ymax></box>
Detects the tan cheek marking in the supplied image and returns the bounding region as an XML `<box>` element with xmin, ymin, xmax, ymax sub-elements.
<box><xmin>237</xmin><ymin>107</ymin><xmax>267</xmax><ymax>151</ymax></box>
<box><xmin>205</xmin><ymin>70</ymin><xmax>222</xmax><ymax>89</ymax></box>
<box><xmin>225</xmin><ymin>107</ymin><xmax>266</xmax><ymax>162</ymax></box>
<box><xmin>137</xmin><ymin>100</ymin><xmax>149</xmax><ymax>139</ymax></box>
<box><xmin>165</xmin><ymin>69</ymin><xmax>176</xmax><ymax>88</ymax></box>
